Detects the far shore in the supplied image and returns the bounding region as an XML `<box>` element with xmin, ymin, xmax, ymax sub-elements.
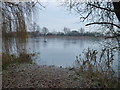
<box><xmin>30</xmin><ymin>35</ymin><xmax>105</xmax><ymax>39</ymax></box>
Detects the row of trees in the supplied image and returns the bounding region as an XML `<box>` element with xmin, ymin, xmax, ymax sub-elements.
<box><xmin>29</xmin><ymin>24</ymin><xmax>104</xmax><ymax>37</ymax></box>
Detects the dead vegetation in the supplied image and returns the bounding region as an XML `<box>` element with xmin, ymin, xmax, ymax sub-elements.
<box><xmin>74</xmin><ymin>48</ymin><xmax>119</xmax><ymax>88</ymax></box>
<box><xmin>2</xmin><ymin>51</ymin><xmax>35</xmax><ymax>70</ymax></box>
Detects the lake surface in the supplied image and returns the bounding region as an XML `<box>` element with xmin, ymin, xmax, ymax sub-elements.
<box><xmin>24</xmin><ymin>37</ymin><xmax>118</xmax><ymax>68</ymax></box>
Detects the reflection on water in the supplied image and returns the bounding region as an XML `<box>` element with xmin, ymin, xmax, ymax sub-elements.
<box><xmin>2</xmin><ymin>38</ymin><xmax>27</xmax><ymax>54</ymax></box>
<box><xmin>26</xmin><ymin>37</ymin><xmax>102</xmax><ymax>67</ymax></box>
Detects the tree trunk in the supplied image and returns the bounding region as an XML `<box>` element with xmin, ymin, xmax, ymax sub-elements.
<box><xmin>113</xmin><ymin>2</ymin><xmax>120</xmax><ymax>22</ymax></box>
<box><xmin>113</xmin><ymin>1</ymin><xmax>120</xmax><ymax>81</ymax></box>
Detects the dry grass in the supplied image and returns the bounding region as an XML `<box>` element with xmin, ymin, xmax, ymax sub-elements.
<box><xmin>74</xmin><ymin>48</ymin><xmax>119</xmax><ymax>88</ymax></box>
<box><xmin>2</xmin><ymin>52</ymin><xmax>35</xmax><ymax>70</ymax></box>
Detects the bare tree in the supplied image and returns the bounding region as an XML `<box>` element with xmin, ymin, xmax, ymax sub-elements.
<box><xmin>62</xmin><ymin>0</ymin><xmax>120</xmax><ymax>48</ymax></box>
<box><xmin>2</xmin><ymin>1</ymin><xmax>44</xmax><ymax>38</ymax></box>
<box><xmin>42</xmin><ymin>27</ymin><xmax>49</xmax><ymax>36</ymax></box>
<box><xmin>63</xmin><ymin>27</ymin><xmax>71</xmax><ymax>35</ymax></box>
<box><xmin>2</xmin><ymin>1</ymin><xmax>44</xmax><ymax>53</ymax></box>
<box><xmin>79</xmin><ymin>28</ymin><xmax>84</xmax><ymax>34</ymax></box>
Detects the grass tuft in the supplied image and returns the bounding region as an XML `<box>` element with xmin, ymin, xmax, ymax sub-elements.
<box><xmin>73</xmin><ymin>48</ymin><xmax>119</xmax><ymax>88</ymax></box>
<box><xmin>2</xmin><ymin>52</ymin><xmax>35</xmax><ymax>70</ymax></box>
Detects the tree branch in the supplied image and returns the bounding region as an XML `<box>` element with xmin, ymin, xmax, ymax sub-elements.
<box><xmin>80</xmin><ymin>11</ymin><xmax>92</xmax><ymax>21</ymax></box>
<box><xmin>85</xmin><ymin>22</ymin><xmax>120</xmax><ymax>28</ymax></box>
<box><xmin>88</xmin><ymin>3</ymin><xmax>119</xmax><ymax>13</ymax></box>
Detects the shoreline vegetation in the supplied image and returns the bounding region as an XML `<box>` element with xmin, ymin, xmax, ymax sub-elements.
<box><xmin>2</xmin><ymin>50</ymin><xmax>119</xmax><ymax>88</ymax></box>
<box><xmin>30</xmin><ymin>35</ymin><xmax>104</xmax><ymax>39</ymax></box>
<box><xmin>2</xmin><ymin>52</ymin><xmax>35</xmax><ymax>70</ymax></box>
<box><xmin>7</xmin><ymin>34</ymin><xmax>106</xmax><ymax>38</ymax></box>
<box><xmin>4</xmin><ymin>35</ymin><xmax>120</xmax><ymax>40</ymax></box>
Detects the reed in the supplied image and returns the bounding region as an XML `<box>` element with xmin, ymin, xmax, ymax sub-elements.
<box><xmin>74</xmin><ymin>48</ymin><xmax>119</xmax><ymax>88</ymax></box>
<box><xmin>2</xmin><ymin>51</ymin><xmax>35</xmax><ymax>70</ymax></box>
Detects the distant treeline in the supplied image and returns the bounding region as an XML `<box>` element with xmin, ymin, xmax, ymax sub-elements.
<box><xmin>29</xmin><ymin>30</ymin><xmax>104</xmax><ymax>37</ymax></box>
<box><xmin>5</xmin><ymin>30</ymin><xmax>114</xmax><ymax>38</ymax></box>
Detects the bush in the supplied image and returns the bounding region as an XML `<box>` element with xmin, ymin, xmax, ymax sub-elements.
<box><xmin>73</xmin><ymin>48</ymin><xmax>119</xmax><ymax>88</ymax></box>
<box><xmin>2</xmin><ymin>52</ymin><xmax>35</xmax><ymax>70</ymax></box>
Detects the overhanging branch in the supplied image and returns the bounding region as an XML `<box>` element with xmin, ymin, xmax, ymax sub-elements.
<box><xmin>85</xmin><ymin>22</ymin><xmax>120</xmax><ymax>29</ymax></box>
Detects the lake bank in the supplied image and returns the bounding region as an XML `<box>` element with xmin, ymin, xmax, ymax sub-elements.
<box><xmin>2</xmin><ymin>63</ymin><xmax>119</xmax><ymax>88</ymax></box>
<box><xmin>2</xmin><ymin>63</ymin><xmax>82</xmax><ymax>88</ymax></box>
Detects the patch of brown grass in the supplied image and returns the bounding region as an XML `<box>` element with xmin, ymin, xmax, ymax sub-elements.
<box><xmin>74</xmin><ymin>48</ymin><xmax>119</xmax><ymax>88</ymax></box>
<box><xmin>2</xmin><ymin>52</ymin><xmax>35</xmax><ymax>70</ymax></box>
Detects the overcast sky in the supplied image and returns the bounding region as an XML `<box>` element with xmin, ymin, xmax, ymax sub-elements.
<box><xmin>33</xmin><ymin>0</ymin><xmax>96</xmax><ymax>32</ymax></box>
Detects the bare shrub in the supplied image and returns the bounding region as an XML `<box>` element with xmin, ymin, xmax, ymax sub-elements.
<box><xmin>74</xmin><ymin>48</ymin><xmax>119</xmax><ymax>88</ymax></box>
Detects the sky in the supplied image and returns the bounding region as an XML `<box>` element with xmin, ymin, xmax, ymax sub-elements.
<box><xmin>32</xmin><ymin>0</ymin><xmax>90</xmax><ymax>32</ymax></box>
